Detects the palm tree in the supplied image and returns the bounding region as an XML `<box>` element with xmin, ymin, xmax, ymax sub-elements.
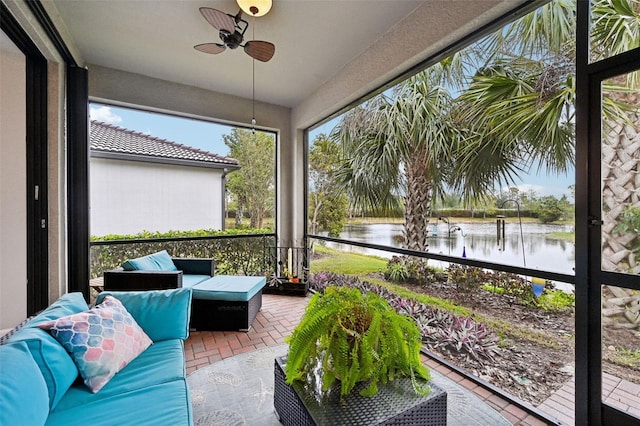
<box><xmin>459</xmin><ymin>0</ymin><xmax>640</xmax><ymax>329</ymax></box>
<box><xmin>332</xmin><ymin>73</ymin><xmax>458</xmax><ymax>251</ymax></box>
<box><xmin>333</xmin><ymin>0</ymin><xmax>637</xmax><ymax>255</ymax></box>
<box><xmin>452</xmin><ymin>0</ymin><xmax>577</xmax><ymax>199</ymax></box>
<box><xmin>333</xmin><ymin>1</ymin><xmax>576</xmax><ymax>251</ymax></box>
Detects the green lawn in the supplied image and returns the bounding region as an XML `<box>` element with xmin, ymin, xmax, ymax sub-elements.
<box><xmin>310</xmin><ymin>245</ymin><xmax>468</xmax><ymax>316</ymax></box>
<box><xmin>546</xmin><ymin>231</ymin><xmax>575</xmax><ymax>242</ymax></box>
<box><xmin>310</xmin><ymin>244</ymin><xmax>387</xmax><ymax>275</ymax></box>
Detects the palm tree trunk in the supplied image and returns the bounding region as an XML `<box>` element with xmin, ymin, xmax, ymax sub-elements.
<box><xmin>601</xmin><ymin>87</ymin><xmax>640</xmax><ymax>330</ymax></box>
<box><xmin>601</xmin><ymin>88</ymin><xmax>640</xmax><ymax>274</ymax></box>
<box><xmin>404</xmin><ymin>156</ymin><xmax>432</xmax><ymax>251</ymax></box>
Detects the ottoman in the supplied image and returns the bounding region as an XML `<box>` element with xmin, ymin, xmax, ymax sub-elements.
<box><xmin>190</xmin><ymin>275</ymin><xmax>266</xmax><ymax>331</ymax></box>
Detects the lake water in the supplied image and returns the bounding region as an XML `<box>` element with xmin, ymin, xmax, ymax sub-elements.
<box><xmin>321</xmin><ymin>222</ymin><xmax>575</xmax><ymax>275</ymax></box>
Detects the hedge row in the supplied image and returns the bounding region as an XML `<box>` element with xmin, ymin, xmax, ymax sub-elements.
<box><xmin>90</xmin><ymin>229</ymin><xmax>276</xmax><ymax>279</ymax></box>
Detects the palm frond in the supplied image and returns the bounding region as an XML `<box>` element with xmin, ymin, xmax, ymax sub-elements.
<box><xmin>592</xmin><ymin>0</ymin><xmax>640</xmax><ymax>59</ymax></box>
<box><xmin>487</xmin><ymin>0</ymin><xmax>575</xmax><ymax>57</ymax></box>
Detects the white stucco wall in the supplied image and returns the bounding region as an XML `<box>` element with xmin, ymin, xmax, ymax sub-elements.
<box><xmin>0</xmin><ymin>33</ymin><xmax>27</xmax><ymax>329</ymax></box>
<box><xmin>90</xmin><ymin>157</ymin><xmax>225</xmax><ymax>236</ymax></box>
<box><xmin>87</xmin><ymin>65</ymin><xmax>294</xmax><ymax>245</ymax></box>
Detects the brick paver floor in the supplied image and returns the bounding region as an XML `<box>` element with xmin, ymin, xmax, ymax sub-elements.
<box><xmin>185</xmin><ymin>294</ymin><xmax>308</xmax><ymax>372</ymax></box>
<box><xmin>184</xmin><ymin>293</ymin><xmax>617</xmax><ymax>425</ymax></box>
<box><xmin>538</xmin><ymin>372</ymin><xmax>640</xmax><ymax>425</ymax></box>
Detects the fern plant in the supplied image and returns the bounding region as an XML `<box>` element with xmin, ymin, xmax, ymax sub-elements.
<box><xmin>285</xmin><ymin>286</ymin><xmax>431</xmax><ymax>398</ymax></box>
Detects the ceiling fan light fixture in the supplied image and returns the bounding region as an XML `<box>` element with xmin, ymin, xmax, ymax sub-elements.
<box><xmin>237</xmin><ymin>0</ymin><xmax>272</xmax><ymax>17</ymax></box>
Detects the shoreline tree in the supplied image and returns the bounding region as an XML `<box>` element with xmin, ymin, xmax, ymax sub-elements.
<box><xmin>224</xmin><ymin>129</ymin><xmax>275</xmax><ymax>229</ymax></box>
<box><xmin>309</xmin><ymin>134</ymin><xmax>349</xmax><ymax>237</ymax></box>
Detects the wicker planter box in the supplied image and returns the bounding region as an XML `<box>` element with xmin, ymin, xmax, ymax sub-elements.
<box><xmin>274</xmin><ymin>356</ymin><xmax>447</xmax><ymax>425</ymax></box>
<box><xmin>263</xmin><ymin>280</ymin><xmax>309</xmax><ymax>296</ymax></box>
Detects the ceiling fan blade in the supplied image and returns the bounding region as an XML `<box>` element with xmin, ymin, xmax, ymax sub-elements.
<box><xmin>244</xmin><ymin>41</ymin><xmax>275</xmax><ymax>62</ymax></box>
<box><xmin>194</xmin><ymin>43</ymin><xmax>226</xmax><ymax>54</ymax></box>
<box><xmin>199</xmin><ymin>7</ymin><xmax>235</xmax><ymax>33</ymax></box>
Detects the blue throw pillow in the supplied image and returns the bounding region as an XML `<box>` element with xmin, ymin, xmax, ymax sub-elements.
<box><xmin>39</xmin><ymin>296</ymin><xmax>153</xmax><ymax>393</ymax></box>
<box><xmin>0</xmin><ymin>341</ymin><xmax>50</xmax><ymax>425</ymax></box>
<box><xmin>96</xmin><ymin>288</ymin><xmax>192</xmax><ymax>341</ymax></box>
<box><xmin>8</xmin><ymin>292</ymin><xmax>88</xmax><ymax>409</ymax></box>
<box><xmin>24</xmin><ymin>292</ymin><xmax>89</xmax><ymax>327</ymax></box>
<box><xmin>121</xmin><ymin>250</ymin><xmax>178</xmax><ymax>271</ymax></box>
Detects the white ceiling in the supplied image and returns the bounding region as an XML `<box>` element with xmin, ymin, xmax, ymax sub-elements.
<box><xmin>47</xmin><ymin>0</ymin><xmax>524</xmax><ymax>109</ymax></box>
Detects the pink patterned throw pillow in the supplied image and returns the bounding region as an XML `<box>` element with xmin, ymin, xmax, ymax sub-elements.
<box><xmin>39</xmin><ymin>296</ymin><xmax>152</xmax><ymax>393</ymax></box>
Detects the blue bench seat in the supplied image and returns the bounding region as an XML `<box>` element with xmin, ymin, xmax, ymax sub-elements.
<box><xmin>190</xmin><ymin>275</ymin><xmax>266</xmax><ymax>332</ymax></box>
<box><xmin>182</xmin><ymin>275</ymin><xmax>212</xmax><ymax>289</ymax></box>
<box><xmin>191</xmin><ymin>275</ymin><xmax>266</xmax><ymax>301</ymax></box>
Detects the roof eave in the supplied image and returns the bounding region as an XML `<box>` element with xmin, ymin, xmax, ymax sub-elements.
<box><xmin>90</xmin><ymin>150</ymin><xmax>240</xmax><ymax>170</ymax></box>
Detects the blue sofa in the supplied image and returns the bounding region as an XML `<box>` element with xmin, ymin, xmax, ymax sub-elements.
<box><xmin>102</xmin><ymin>250</ymin><xmax>267</xmax><ymax>331</ymax></box>
<box><xmin>0</xmin><ymin>288</ymin><xmax>193</xmax><ymax>426</ymax></box>
<box><xmin>103</xmin><ymin>250</ymin><xmax>214</xmax><ymax>291</ymax></box>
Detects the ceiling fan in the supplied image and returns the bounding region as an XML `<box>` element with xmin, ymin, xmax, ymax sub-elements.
<box><xmin>194</xmin><ymin>7</ymin><xmax>275</xmax><ymax>62</ymax></box>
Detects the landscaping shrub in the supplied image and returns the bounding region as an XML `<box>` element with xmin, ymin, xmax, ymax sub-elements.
<box><xmin>309</xmin><ymin>272</ymin><xmax>500</xmax><ymax>362</ymax></box>
<box><xmin>490</xmin><ymin>271</ymin><xmax>536</xmax><ymax>307</ymax></box>
<box><xmin>384</xmin><ymin>257</ymin><xmax>409</xmax><ymax>282</ymax></box>
<box><xmin>446</xmin><ymin>264</ymin><xmax>489</xmax><ymax>293</ymax></box>
<box><xmin>384</xmin><ymin>256</ymin><xmax>445</xmax><ymax>285</ymax></box>
<box><xmin>447</xmin><ymin>265</ymin><xmax>537</xmax><ymax>306</ymax></box>
<box><xmin>537</xmin><ymin>290</ymin><xmax>575</xmax><ymax>312</ymax></box>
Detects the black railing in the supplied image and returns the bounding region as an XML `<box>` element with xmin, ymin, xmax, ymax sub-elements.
<box><xmin>90</xmin><ymin>233</ymin><xmax>276</xmax><ymax>279</ymax></box>
<box><xmin>309</xmin><ymin>234</ymin><xmax>576</xmax><ymax>285</ymax></box>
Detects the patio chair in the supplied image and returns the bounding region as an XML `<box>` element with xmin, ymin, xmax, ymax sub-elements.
<box><xmin>103</xmin><ymin>250</ymin><xmax>215</xmax><ymax>291</ymax></box>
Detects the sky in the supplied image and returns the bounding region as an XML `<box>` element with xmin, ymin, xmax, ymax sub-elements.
<box><xmin>90</xmin><ymin>104</ymin><xmax>233</xmax><ymax>156</ymax></box>
<box><xmin>90</xmin><ymin>103</ymin><xmax>574</xmax><ymax>199</ymax></box>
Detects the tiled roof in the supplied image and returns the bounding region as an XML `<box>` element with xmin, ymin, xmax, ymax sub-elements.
<box><xmin>90</xmin><ymin>120</ymin><xmax>238</xmax><ymax>166</ymax></box>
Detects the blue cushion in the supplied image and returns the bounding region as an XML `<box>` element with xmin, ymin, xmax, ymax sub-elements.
<box><xmin>7</xmin><ymin>328</ymin><xmax>79</xmax><ymax>410</ymax></box>
<box><xmin>122</xmin><ymin>250</ymin><xmax>178</xmax><ymax>271</ymax></box>
<box><xmin>96</xmin><ymin>289</ymin><xmax>192</xmax><ymax>341</ymax></box>
<box><xmin>8</xmin><ymin>292</ymin><xmax>88</xmax><ymax>409</ymax></box>
<box><xmin>46</xmin><ymin>380</ymin><xmax>193</xmax><ymax>426</ymax></box>
<box><xmin>182</xmin><ymin>274</ymin><xmax>212</xmax><ymax>289</ymax></box>
<box><xmin>0</xmin><ymin>341</ymin><xmax>50</xmax><ymax>426</ymax></box>
<box><xmin>53</xmin><ymin>339</ymin><xmax>186</xmax><ymax>411</ymax></box>
<box><xmin>25</xmin><ymin>292</ymin><xmax>89</xmax><ymax>327</ymax></box>
<box><xmin>191</xmin><ymin>275</ymin><xmax>266</xmax><ymax>301</ymax></box>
